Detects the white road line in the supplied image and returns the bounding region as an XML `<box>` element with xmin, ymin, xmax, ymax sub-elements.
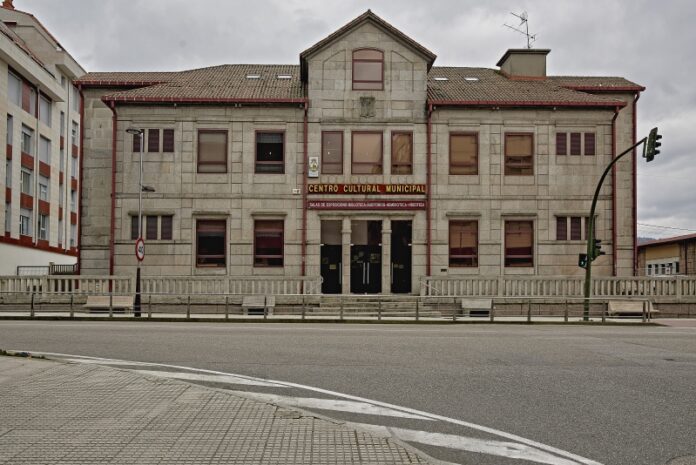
<box><xmin>27</xmin><ymin>351</ymin><xmax>603</xmax><ymax>465</ymax></box>
<box><xmin>345</xmin><ymin>422</ymin><xmax>582</xmax><ymax>465</ymax></box>
<box><xmin>133</xmin><ymin>369</ymin><xmax>286</xmax><ymax>387</ymax></box>
<box><xmin>224</xmin><ymin>390</ymin><xmax>433</xmax><ymax>420</ymax></box>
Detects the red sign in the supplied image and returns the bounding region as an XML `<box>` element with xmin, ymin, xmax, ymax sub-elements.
<box><xmin>135</xmin><ymin>238</ymin><xmax>145</xmax><ymax>262</ymax></box>
<box><xmin>307</xmin><ymin>200</ymin><xmax>427</xmax><ymax>210</ymax></box>
<box><xmin>307</xmin><ymin>184</ymin><xmax>426</xmax><ymax>195</ymax></box>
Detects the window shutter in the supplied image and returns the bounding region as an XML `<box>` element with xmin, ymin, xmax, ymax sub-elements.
<box><xmin>584</xmin><ymin>133</ymin><xmax>595</xmax><ymax>156</ymax></box>
<box><xmin>131</xmin><ymin>216</ymin><xmax>139</xmax><ymax>240</ymax></box>
<box><xmin>147</xmin><ymin>129</ymin><xmax>160</xmax><ymax>153</ymax></box>
<box><xmin>556</xmin><ymin>217</ymin><xmax>567</xmax><ymax>241</ymax></box>
<box><xmin>146</xmin><ymin>215</ymin><xmax>158</xmax><ymax>240</ymax></box>
<box><xmin>162</xmin><ymin>129</ymin><xmax>175</xmax><ymax>153</ymax></box>
<box><xmin>161</xmin><ymin>215</ymin><xmax>173</xmax><ymax>240</ymax></box>
<box><xmin>556</xmin><ymin>132</ymin><xmax>567</xmax><ymax>155</ymax></box>
<box><xmin>570</xmin><ymin>217</ymin><xmax>582</xmax><ymax>240</ymax></box>
<box><xmin>570</xmin><ymin>133</ymin><xmax>581</xmax><ymax>156</ymax></box>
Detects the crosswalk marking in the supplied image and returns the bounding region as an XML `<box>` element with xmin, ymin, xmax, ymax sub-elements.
<box><xmin>132</xmin><ymin>369</ymin><xmax>286</xmax><ymax>387</ymax></box>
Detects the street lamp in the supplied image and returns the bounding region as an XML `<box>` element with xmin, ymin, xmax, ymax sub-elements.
<box><xmin>126</xmin><ymin>128</ymin><xmax>145</xmax><ymax>317</ymax></box>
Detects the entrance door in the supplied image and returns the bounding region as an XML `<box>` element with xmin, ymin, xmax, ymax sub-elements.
<box><xmin>391</xmin><ymin>220</ymin><xmax>412</xmax><ymax>293</ymax></box>
<box><xmin>350</xmin><ymin>220</ymin><xmax>382</xmax><ymax>294</ymax></box>
<box><xmin>320</xmin><ymin>221</ymin><xmax>342</xmax><ymax>294</ymax></box>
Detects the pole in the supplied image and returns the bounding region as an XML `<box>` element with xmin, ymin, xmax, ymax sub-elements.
<box><xmin>134</xmin><ymin>131</ymin><xmax>144</xmax><ymax>317</ymax></box>
<box><xmin>583</xmin><ymin>137</ymin><xmax>647</xmax><ymax>320</ymax></box>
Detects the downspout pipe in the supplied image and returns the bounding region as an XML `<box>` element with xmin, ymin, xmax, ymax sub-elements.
<box><xmin>77</xmin><ymin>85</ymin><xmax>84</xmax><ymax>273</ymax></box>
<box><xmin>426</xmin><ymin>103</ymin><xmax>433</xmax><ymax>277</ymax></box>
<box><xmin>632</xmin><ymin>93</ymin><xmax>640</xmax><ymax>276</ymax></box>
<box><xmin>301</xmin><ymin>101</ymin><xmax>308</xmax><ymax>279</ymax></box>
<box><xmin>611</xmin><ymin>106</ymin><xmax>619</xmax><ymax>276</ymax></box>
<box><xmin>107</xmin><ymin>100</ymin><xmax>117</xmax><ymax>277</ymax></box>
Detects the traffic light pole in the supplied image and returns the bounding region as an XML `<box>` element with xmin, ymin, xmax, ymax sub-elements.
<box><xmin>583</xmin><ymin>137</ymin><xmax>647</xmax><ymax>320</ymax></box>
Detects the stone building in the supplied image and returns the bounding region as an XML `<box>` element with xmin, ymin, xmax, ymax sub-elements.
<box><xmin>638</xmin><ymin>234</ymin><xmax>696</xmax><ymax>276</ymax></box>
<box><xmin>77</xmin><ymin>10</ymin><xmax>644</xmax><ymax>293</ymax></box>
<box><xmin>0</xmin><ymin>0</ymin><xmax>84</xmax><ymax>275</ymax></box>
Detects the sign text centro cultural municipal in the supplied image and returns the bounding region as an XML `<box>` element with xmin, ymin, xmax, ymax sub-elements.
<box><xmin>307</xmin><ymin>184</ymin><xmax>427</xmax><ymax>195</ymax></box>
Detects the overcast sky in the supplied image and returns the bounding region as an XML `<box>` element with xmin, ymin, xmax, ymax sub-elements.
<box><xmin>18</xmin><ymin>0</ymin><xmax>695</xmax><ymax>239</ymax></box>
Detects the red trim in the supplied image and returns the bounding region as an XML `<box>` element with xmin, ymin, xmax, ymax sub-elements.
<box><xmin>0</xmin><ymin>234</ymin><xmax>78</xmax><ymax>256</ymax></box>
<box><xmin>5</xmin><ymin>187</ymin><xmax>10</xmax><ymax>203</ymax></box>
<box><xmin>78</xmin><ymin>86</ymin><xmax>85</xmax><ymax>274</ymax></box>
<box><xmin>428</xmin><ymin>99</ymin><xmax>627</xmax><ymax>109</ymax></box>
<box><xmin>21</xmin><ymin>152</ymin><xmax>34</xmax><ymax>169</ymax></box>
<box><xmin>301</xmin><ymin>102</ymin><xmax>308</xmax><ymax>279</ymax></box>
<box><xmin>71</xmin><ymin>144</ymin><xmax>78</xmax><ymax>157</ymax></box>
<box><xmin>59</xmin><ymin>206</ymin><xmax>63</xmax><ymax>218</ymax></box>
<box><xmin>76</xmin><ymin>80</ymin><xmax>168</xmax><ymax>87</ymax></box>
<box><xmin>108</xmin><ymin>102</ymin><xmax>117</xmax><ymax>276</ymax></box>
<box><xmin>638</xmin><ymin>232</ymin><xmax>696</xmax><ymax>248</ymax></box>
<box><xmin>103</xmin><ymin>96</ymin><xmax>307</xmax><ymax>105</ymax></box>
<box><xmin>426</xmin><ymin>103</ymin><xmax>433</xmax><ymax>276</ymax></box>
<box><xmin>632</xmin><ymin>93</ymin><xmax>640</xmax><ymax>275</ymax></box>
<box><xmin>60</xmin><ymin>136</ymin><xmax>64</xmax><ymax>149</ymax></box>
<box><xmin>39</xmin><ymin>161</ymin><xmax>50</xmax><ymax>177</ymax></box>
<box><xmin>38</xmin><ymin>200</ymin><xmax>49</xmax><ymax>215</ymax></box>
<box><xmin>611</xmin><ymin>108</ymin><xmax>619</xmax><ymax>276</ymax></box>
<box><xmin>70</xmin><ymin>178</ymin><xmax>78</xmax><ymax>190</ymax></box>
<box><xmin>20</xmin><ymin>193</ymin><xmax>32</xmax><ymax>210</ymax></box>
<box><xmin>6</xmin><ymin>144</ymin><xmax>11</xmax><ymax>159</ymax></box>
<box><xmin>59</xmin><ymin>172</ymin><xmax>64</xmax><ymax>184</ymax></box>
<box><xmin>70</xmin><ymin>212</ymin><xmax>77</xmax><ymax>225</ymax></box>
<box><xmin>561</xmin><ymin>85</ymin><xmax>646</xmax><ymax>93</ymax></box>
<box><xmin>307</xmin><ymin>200</ymin><xmax>426</xmax><ymax>210</ymax></box>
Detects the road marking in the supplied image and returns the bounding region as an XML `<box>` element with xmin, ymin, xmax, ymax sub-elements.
<box><xmin>133</xmin><ymin>369</ymin><xmax>286</xmax><ymax>387</ymax></box>
<box><xmin>224</xmin><ymin>390</ymin><xmax>433</xmax><ymax>420</ymax></box>
<box><xmin>346</xmin><ymin>422</ymin><xmax>582</xmax><ymax>465</ymax></box>
<box><xmin>27</xmin><ymin>351</ymin><xmax>603</xmax><ymax>465</ymax></box>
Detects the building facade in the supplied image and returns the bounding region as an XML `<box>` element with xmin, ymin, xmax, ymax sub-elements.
<box><xmin>0</xmin><ymin>0</ymin><xmax>84</xmax><ymax>275</ymax></box>
<box><xmin>638</xmin><ymin>234</ymin><xmax>696</xmax><ymax>276</ymax></box>
<box><xmin>77</xmin><ymin>11</ymin><xmax>644</xmax><ymax>293</ymax></box>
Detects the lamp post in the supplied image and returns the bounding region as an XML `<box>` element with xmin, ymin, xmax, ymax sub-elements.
<box><xmin>126</xmin><ymin>128</ymin><xmax>145</xmax><ymax>317</ymax></box>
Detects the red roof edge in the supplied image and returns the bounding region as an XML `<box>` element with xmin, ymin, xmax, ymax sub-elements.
<box><xmin>637</xmin><ymin>232</ymin><xmax>696</xmax><ymax>248</ymax></box>
<box><xmin>428</xmin><ymin>99</ymin><xmax>627</xmax><ymax>109</ymax></box>
<box><xmin>561</xmin><ymin>85</ymin><xmax>646</xmax><ymax>93</ymax></box>
<box><xmin>75</xmin><ymin>80</ymin><xmax>169</xmax><ymax>88</ymax></box>
<box><xmin>101</xmin><ymin>96</ymin><xmax>308</xmax><ymax>105</ymax></box>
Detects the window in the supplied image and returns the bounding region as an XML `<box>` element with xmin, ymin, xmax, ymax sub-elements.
<box><xmin>255</xmin><ymin>132</ymin><xmax>284</xmax><ymax>174</ymax></box>
<box><xmin>449</xmin><ymin>221</ymin><xmax>478</xmax><ymax>267</ymax></box>
<box><xmin>352</xmin><ymin>49</ymin><xmax>383</xmax><ymax>90</ymax></box>
<box><xmin>505</xmin><ymin>134</ymin><xmax>533</xmax><ymax>175</ymax></box>
<box><xmin>60</xmin><ymin>148</ymin><xmax>65</xmax><ymax>172</ymax></box>
<box><xmin>7</xmin><ymin>114</ymin><xmax>13</xmax><ymax>146</ymax></box>
<box><xmin>196</xmin><ymin>220</ymin><xmax>226</xmax><ymax>267</ymax></box>
<box><xmin>70</xmin><ymin>223</ymin><xmax>76</xmax><ymax>247</ymax></box>
<box><xmin>28</xmin><ymin>87</ymin><xmax>36</xmax><ymax>116</ymax></box>
<box><xmin>38</xmin><ymin>214</ymin><xmax>49</xmax><ymax>240</ymax></box>
<box><xmin>321</xmin><ymin>131</ymin><xmax>343</xmax><ymax>174</ymax></box>
<box><xmin>19</xmin><ymin>208</ymin><xmax>32</xmax><ymax>236</ymax></box>
<box><xmin>5</xmin><ymin>159</ymin><xmax>11</xmax><ymax>186</ymax></box>
<box><xmin>71</xmin><ymin>122</ymin><xmax>78</xmax><ymax>147</ymax></box>
<box><xmin>59</xmin><ymin>188</ymin><xmax>63</xmax><ymax>207</ymax></box>
<box><xmin>254</xmin><ymin>220</ymin><xmax>284</xmax><ymax>267</ymax></box>
<box><xmin>146</xmin><ymin>215</ymin><xmax>158</xmax><ymax>240</ymax></box>
<box><xmin>391</xmin><ymin>132</ymin><xmax>413</xmax><ymax>175</ymax></box>
<box><xmin>70</xmin><ymin>190</ymin><xmax>76</xmax><ymax>212</ymax></box>
<box><xmin>71</xmin><ymin>156</ymin><xmax>78</xmax><ymax>179</ymax></box>
<box><xmin>130</xmin><ymin>216</ymin><xmax>140</xmax><ymax>240</ymax></box>
<box><xmin>351</xmin><ymin>132</ymin><xmax>382</xmax><ymax>174</ymax></box>
<box><xmin>58</xmin><ymin>218</ymin><xmax>63</xmax><ymax>244</ymax></box>
<box><xmin>450</xmin><ymin>133</ymin><xmax>478</xmax><ymax>175</ymax></box>
<box><xmin>197</xmin><ymin>130</ymin><xmax>227</xmax><ymax>173</ymax></box>
<box><xmin>570</xmin><ymin>217</ymin><xmax>582</xmax><ymax>241</ymax></box>
<box><xmin>162</xmin><ymin>129</ymin><xmax>175</xmax><ymax>153</ymax></box>
<box><xmin>556</xmin><ymin>216</ymin><xmax>589</xmax><ymax>241</ymax></box>
<box><xmin>5</xmin><ymin>203</ymin><xmax>10</xmax><ymax>233</ymax></box>
<box><xmin>20</xmin><ymin>168</ymin><xmax>32</xmax><ymax>195</ymax></box>
<box><xmin>38</xmin><ymin>175</ymin><xmax>49</xmax><ymax>201</ymax></box>
<box><xmin>132</xmin><ymin>131</ymin><xmax>142</xmax><ymax>152</ymax></box>
<box><xmin>505</xmin><ymin>221</ymin><xmax>534</xmax><ymax>267</ymax></box>
<box><xmin>647</xmin><ymin>264</ymin><xmax>652</xmax><ymax>276</ymax></box>
<box><xmin>71</xmin><ymin>85</ymin><xmax>79</xmax><ymax>112</ymax></box>
<box><xmin>21</xmin><ymin>125</ymin><xmax>34</xmax><ymax>155</ymax></box>
<box><xmin>8</xmin><ymin>71</ymin><xmax>21</xmax><ymax>106</ymax></box>
<box><xmin>39</xmin><ymin>136</ymin><xmax>51</xmax><ymax>164</ymax></box>
<box><xmin>556</xmin><ymin>217</ymin><xmax>567</xmax><ymax>241</ymax></box>
<box><xmin>60</xmin><ymin>111</ymin><xmax>65</xmax><ymax>135</ymax></box>
<box><xmin>39</xmin><ymin>95</ymin><xmax>51</xmax><ymax>127</ymax></box>
<box><xmin>556</xmin><ymin>132</ymin><xmax>596</xmax><ymax>156</ymax></box>
<box><xmin>147</xmin><ymin>129</ymin><xmax>159</xmax><ymax>153</ymax></box>
<box><xmin>161</xmin><ymin>215</ymin><xmax>173</xmax><ymax>240</ymax></box>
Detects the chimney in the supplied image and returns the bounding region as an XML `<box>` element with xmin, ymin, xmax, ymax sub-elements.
<box><xmin>2</xmin><ymin>0</ymin><xmax>14</xmax><ymax>9</ymax></box>
<box><xmin>496</xmin><ymin>49</ymin><xmax>550</xmax><ymax>79</ymax></box>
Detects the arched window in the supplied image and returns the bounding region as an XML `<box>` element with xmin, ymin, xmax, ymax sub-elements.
<box><xmin>352</xmin><ymin>49</ymin><xmax>383</xmax><ymax>90</ymax></box>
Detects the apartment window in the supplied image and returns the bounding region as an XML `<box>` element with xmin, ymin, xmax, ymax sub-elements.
<box><xmin>556</xmin><ymin>132</ymin><xmax>596</xmax><ymax>156</ymax></box>
<box><xmin>196</xmin><ymin>220</ymin><xmax>226</xmax><ymax>267</ymax></box>
<box><xmin>161</xmin><ymin>215</ymin><xmax>173</xmax><ymax>240</ymax></box>
<box><xmin>162</xmin><ymin>129</ymin><xmax>175</xmax><ymax>153</ymax></box>
<box><xmin>321</xmin><ymin>131</ymin><xmax>343</xmax><ymax>174</ymax></box>
<box><xmin>352</xmin><ymin>132</ymin><xmax>382</xmax><ymax>174</ymax></box>
<box><xmin>505</xmin><ymin>221</ymin><xmax>534</xmax><ymax>267</ymax></box>
<box><xmin>254</xmin><ymin>220</ymin><xmax>284</xmax><ymax>267</ymax></box>
<box><xmin>71</xmin><ymin>85</ymin><xmax>80</xmax><ymax>112</ymax></box>
<box><xmin>28</xmin><ymin>87</ymin><xmax>36</xmax><ymax>116</ymax></box>
<box><xmin>39</xmin><ymin>95</ymin><xmax>51</xmax><ymax>127</ymax></box>
<box><xmin>39</xmin><ymin>136</ymin><xmax>51</xmax><ymax>164</ymax></box>
<box><xmin>38</xmin><ymin>214</ymin><xmax>49</xmax><ymax>240</ymax></box>
<box><xmin>60</xmin><ymin>111</ymin><xmax>65</xmax><ymax>134</ymax></box>
<box><xmin>19</xmin><ymin>208</ymin><xmax>32</xmax><ymax>236</ymax></box>
<box><xmin>71</xmin><ymin>122</ymin><xmax>78</xmax><ymax>147</ymax></box>
<box><xmin>255</xmin><ymin>132</ymin><xmax>284</xmax><ymax>174</ymax></box>
<box><xmin>449</xmin><ymin>220</ymin><xmax>478</xmax><ymax>267</ymax></box>
<box><xmin>130</xmin><ymin>216</ymin><xmax>140</xmax><ymax>240</ymax></box>
<box><xmin>58</xmin><ymin>218</ymin><xmax>63</xmax><ymax>244</ymax></box>
<box><xmin>450</xmin><ymin>133</ymin><xmax>478</xmax><ymax>175</ymax></box>
<box><xmin>556</xmin><ymin>216</ymin><xmax>589</xmax><ymax>241</ymax></box>
<box><xmin>71</xmin><ymin>156</ymin><xmax>78</xmax><ymax>178</ymax></box>
<box><xmin>146</xmin><ymin>215</ymin><xmax>158</xmax><ymax>240</ymax></box>
<box><xmin>70</xmin><ymin>190</ymin><xmax>76</xmax><ymax>212</ymax></box>
<box><xmin>391</xmin><ymin>132</ymin><xmax>413</xmax><ymax>175</ymax></box>
<box><xmin>8</xmin><ymin>71</ymin><xmax>21</xmax><ymax>106</ymax></box>
<box><xmin>21</xmin><ymin>125</ymin><xmax>34</xmax><ymax>155</ymax></box>
<box><xmin>70</xmin><ymin>223</ymin><xmax>76</xmax><ymax>247</ymax></box>
<box><xmin>20</xmin><ymin>168</ymin><xmax>32</xmax><ymax>195</ymax></box>
<box><xmin>570</xmin><ymin>217</ymin><xmax>582</xmax><ymax>240</ymax></box>
<box><xmin>6</xmin><ymin>114</ymin><xmax>13</xmax><ymax>146</ymax></box>
<box><xmin>4</xmin><ymin>203</ymin><xmax>10</xmax><ymax>233</ymax></box>
<box><xmin>505</xmin><ymin>134</ymin><xmax>533</xmax><ymax>175</ymax></box>
<box><xmin>5</xmin><ymin>159</ymin><xmax>10</xmax><ymax>186</ymax></box>
<box><xmin>147</xmin><ymin>129</ymin><xmax>160</xmax><ymax>153</ymax></box>
<box><xmin>556</xmin><ymin>217</ymin><xmax>567</xmax><ymax>241</ymax></box>
<box><xmin>197</xmin><ymin>130</ymin><xmax>227</xmax><ymax>173</ymax></box>
<box><xmin>132</xmin><ymin>130</ymin><xmax>142</xmax><ymax>152</ymax></box>
<box><xmin>60</xmin><ymin>148</ymin><xmax>65</xmax><ymax>172</ymax></box>
<box><xmin>352</xmin><ymin>49</ymin><xmax>383</xmax><ymax>90</ymax></box>
<box><xmin>38</xmin><ymin>175</ymin><xmax>49</xmax><ymax>201</ymax></box>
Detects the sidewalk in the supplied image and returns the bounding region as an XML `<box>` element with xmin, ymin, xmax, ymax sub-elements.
<box><xmin>0</xmin><ymin>355</ymin><xmax>430</xmax><ymax>464</ymax></box>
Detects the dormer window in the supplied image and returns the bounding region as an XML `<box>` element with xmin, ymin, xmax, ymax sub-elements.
<box><xmin>352</xmin><ymin>49</ymin><xmax>383</xmax><ymax>90</ymax></box>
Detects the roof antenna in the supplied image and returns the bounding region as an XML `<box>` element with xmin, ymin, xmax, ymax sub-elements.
<box><xmin>503</xmin><ymin>11</ymin><xmax>537</xmax><ymax>48</ymax></box>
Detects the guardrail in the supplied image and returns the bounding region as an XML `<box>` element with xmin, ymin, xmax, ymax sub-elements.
<box><xmin>141</xmin><ymin>276</ymin><xmax>322</xmax><ymax>295</ymax></box>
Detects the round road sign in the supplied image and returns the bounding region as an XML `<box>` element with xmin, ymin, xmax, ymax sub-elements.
<box><xmin>135</xmin><ymin>238</ymin><xmax>145</xmax><ymax>262</ymax></box>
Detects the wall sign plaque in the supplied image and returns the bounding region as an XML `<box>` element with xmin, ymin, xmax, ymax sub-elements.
<box><xmin>307</xmin><ymin>200</ymin><xmax>427</xmax><ymax>210</ymax></box>
<box><xmin>307</xmin><ymin>184</ymin><xmax>427</xmax><ymax>195</ymax></box>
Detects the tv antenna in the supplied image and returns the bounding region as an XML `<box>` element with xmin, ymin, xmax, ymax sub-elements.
<box><xmin>503</xmin><ymin>11</ymin><xmax>537</xmax><ymax>48</ymax></box>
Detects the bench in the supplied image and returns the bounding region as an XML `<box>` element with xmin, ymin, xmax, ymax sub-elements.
<box><xmin>242</xmin><ymin>295</ymin><xmax>275</xmax><ymax>316</ymax></box>
<box><xmin>608</xmin><ymin>300</ymin><xmax>659</xmax><ymax>317</ymax></box>
<box><xmin>461</xmin><ymin>298</ymin><xmax>493</xmax><ymax>316</ymax></box>
<box><xmin>84</xmin><ymin>295</ymin><xmax>135</xmax><ymax>313</ymax></box>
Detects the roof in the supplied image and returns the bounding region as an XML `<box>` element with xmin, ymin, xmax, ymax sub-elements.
<box><xmin>75</xmin><ymin>71</ymin><xmax>178</xmax><ymax>87</ymax></box>
<box><xmin>299</xmin><ymin>10</ymin><xmax>436</xmax><ymax>81</ymax></box>
<box><xmin>549</xmin><ymin>76</ymin><xmax>645</xmax><ymax>92</ymax></box>
<box><xmin>427</xmin><ymin>67</ymin><xmax>627</xmax><ymax>108</ymax></box>
<box><xmin>638</xmin><ymin>233</ymin><xmax>696</xmax><ymax>249</ymax></box>
<box><xmin>98</xmin><ymin>65</ymin><xmax>305</xmax><ymax>104</ymax></box>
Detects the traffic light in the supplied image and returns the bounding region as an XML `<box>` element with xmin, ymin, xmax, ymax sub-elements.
<box><xmin>644</xmin><ymin>127</ymin><xmax>662</xmax><ymax>162</ymax></box>
<box><xmin>591</xmin><ymin>239</ymin><xmax>606</xmax><ymax>261</ymax></box>
<box><xmin>578</xmin><ymin>253</ymin><xmax>588</xmax><ymax>269</ymax></box>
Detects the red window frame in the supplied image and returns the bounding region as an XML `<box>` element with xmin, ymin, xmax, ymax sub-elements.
<box><xmin>351</xmin><ymin>131</ymin><xmax>383</xmax><ymax>174</ymax></box>
<box><xmin>197</xmin><ymin>129</ymin><xmax>228</xmax><ymax>174</ymax></box>
<box><xmin>391</xmin><ymin>131</ymin><xmax>413</xmax><ymax>175</ymax></box>
<box><xmin>504</xmin><ymin>133</ymin><xmax>534</xmax><ymax>176</ymax></box>
<box><xmin>504</xmin><ymin>220</ymin><xmax>534</xmax><ymax>267</ymax></box>
<box><xmin>254</xmin><ymin>220</ymin><xmax>284</xmax><ymax>267</ymax></box>
<box><xmin>255</xmin><ymin>130</ymin><xmax>285</xmax><ymax>174</ymax></box>
<box><xmin>449</xmin><ymin>220</ymin><xmax>478</xmax><ymax>267</ymax></box>
<box><xmin>449</xmin><ymin>132</ymin><xmax>479</xmax><ymax>175</ymax></box>
<box><xmin>321</xmin><ymin>131</ymin><xmax>343</xmax><ymax>174</ymax></box>
<box><xmin>352</xmin><ymin>48</ymin><xmax>384</xmax><ymax>91</ymax></box>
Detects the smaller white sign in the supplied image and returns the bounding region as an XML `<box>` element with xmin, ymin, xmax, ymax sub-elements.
<box><xmin>308</xmin><ymin>156</ymin><xmax>320</xmax><ymax>178</ymax></box>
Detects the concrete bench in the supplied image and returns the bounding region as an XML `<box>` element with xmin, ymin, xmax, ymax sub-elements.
<box><xmin>461</xmin><ymin>298</ymin><xmax>493</xmax><ymax>316</ymax></box>
<box><xmin>608</xmin><ymin>300</ymin><xmax>659</xmax><ymax>317</ymax></box>
<box><xmin>242</xmin><ymin>295</ymin><xmax>275</xmax><ymax>316</ymax></box>
<box><xmin>84</xmin><ymin>295</ymin><xmax>134</xmax><ymax>313</ymax></box>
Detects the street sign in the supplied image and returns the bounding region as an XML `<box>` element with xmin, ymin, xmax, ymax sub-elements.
<box><xmin>135</xmin><ymin>238</ymin><xmax>145</xmax><ymax>262</ymax></box>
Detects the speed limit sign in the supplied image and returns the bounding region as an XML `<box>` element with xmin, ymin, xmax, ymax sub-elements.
<box><xmin>135</xmin><ymin>237</ymin><xmax>145</xmax><ymax>262</ymax></box>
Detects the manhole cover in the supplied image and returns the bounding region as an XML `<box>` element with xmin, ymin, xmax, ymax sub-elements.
<box><xmin>666</xmin><ymin>456</ymin><xmax>696</xmax><ymax>465</ymax></box>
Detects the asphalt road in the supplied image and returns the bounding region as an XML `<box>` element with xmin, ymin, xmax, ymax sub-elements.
<box><xmin>1</xmin><ymin>321</ymin><xmax>694</xmax><ymax>465</ymax></box>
